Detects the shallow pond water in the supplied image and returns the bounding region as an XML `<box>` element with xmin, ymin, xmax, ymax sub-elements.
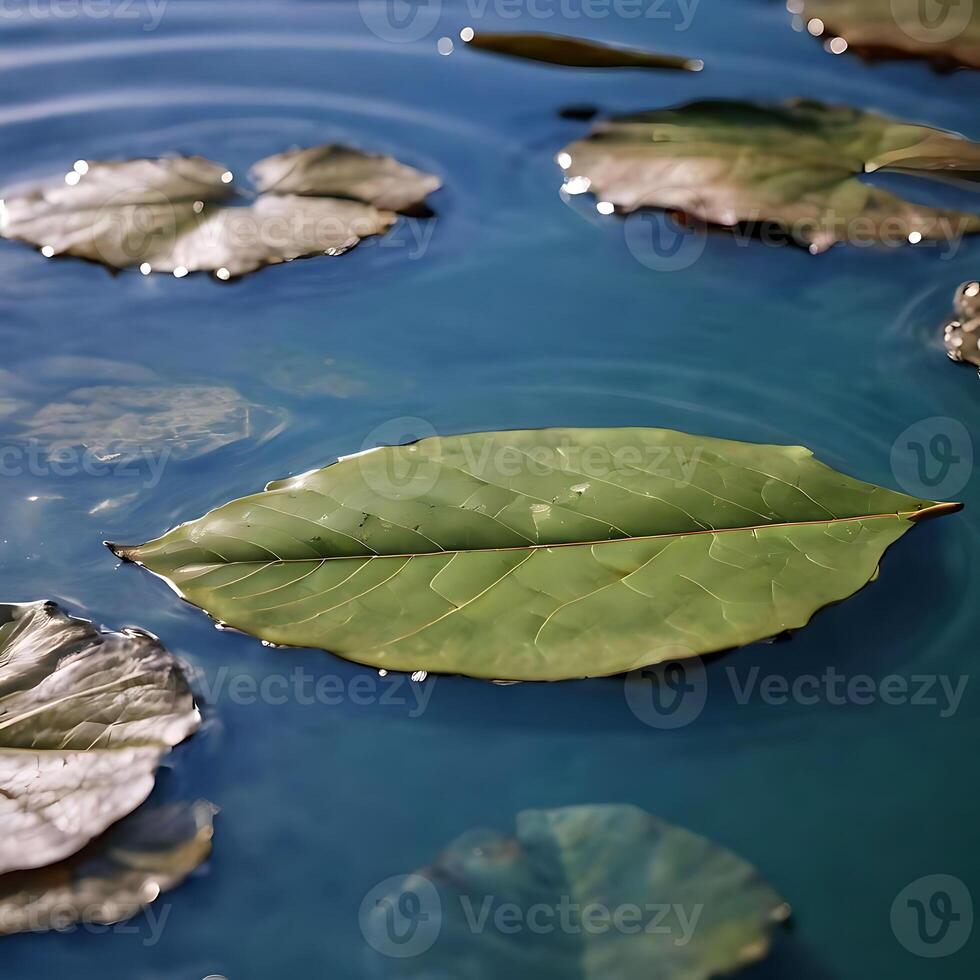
<box><xmin>1</xmin><ymin>1</ymin><xmax>979</xmax><ymax>977</ymax></box>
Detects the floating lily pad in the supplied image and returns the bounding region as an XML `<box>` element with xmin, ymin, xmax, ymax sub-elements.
<box><xmin>17</xmin><ymin>383</ymin><xmax>284</xmax><ymax>463</ymax></box>
<box><xmin>363</xmin><ymin>804</ymin><xmax>789</xmax><ymax>978</ymax></box>
<box><xmin>791</xmin><ymin>0</ymin><xmax>980</xmax><ymax>71</ymax></box>
<box><xmin>0</xmin><ymin>146</ymin><xmax>440</xmax><ymax>278</ymax></box>
<box><xmin>0</xmin><ymin>800</ymin><xmax>215</xmax><ymax>937</ymax></box>
<box><xmin>0</xmin><ymin>601</ymin><xmax>199</xmax><ymax>874</ymax></box>
<box><xmin>944</xmin><ymin>279</ymin><xmax>980</xmax><ymax>366</ymax></box>
<box><xmin>459</xmin><ymin>29</ymin><xmax>702</xmax><ymax>71</ymax></box>
<box><xmin>558</xmin><ymin>99</ymin><xmax>980</xmax><ymax>252</ymax></box>
<box><xmin>108</xmin><ymin>427</ymin><xmax>959</xmax><ymax>681</ymax></box>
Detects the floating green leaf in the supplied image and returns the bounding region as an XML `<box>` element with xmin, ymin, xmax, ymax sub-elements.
<box><xmin>0</xmin><ymin>800</ymin><xmax>214</xmax><ymax>936</ymax></box>
<box><xmin>0</xmin><ymin>146</ymin><xmax>440</xmax><ymax>279</ymax></box>
<box><xmin>558</xmin><ymin>99</ymin><xmax>980</xmax><ymax>252</ymax></box>
<box><xmin>944</xmin><ymin>280</ymin><xmax>980</xmax><ymax>367</ymax></box>
<box><xmin>364</xmin><ymin>804</ymin><xmax>789</xmax><ymax>978</ymax></box>
<box><xmin>792</xmin><ymin>0</ymin><xmax>980</xmax><ymax>71</ymax></box>
<box><xmin>0</xmin><ymin>602</ymin><xmax>199</xmax><ymax>873</ymax></box>
<box><xmin>109</xmin><ymin>427</ymin><xmax>959</xmax><ymax>681</ymax></box>
<box><xmin>460</xmin><ymin>29</ymin><xmax>702</xmax><ymax>71</ymax></box>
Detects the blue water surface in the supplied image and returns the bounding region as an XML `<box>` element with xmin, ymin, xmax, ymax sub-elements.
<box><xmin>1</xmin><ymin>1</ymin><xmax>979</xmax><ymax>977</ymax></box>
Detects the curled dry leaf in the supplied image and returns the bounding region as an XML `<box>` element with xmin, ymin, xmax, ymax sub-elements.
<box><xmin>364</xmin><ymin>804</ymin><xmax>790</xmax><ymax>979</ymax></box>
<box><xmin>0</xmin><ymin>801</ymin><xmax>215</xmax><ymax>937</ymax></box>
<box><xmin>0</xmin><ymin>601</ymin><xmax>199</xmax><ymax>874</ymax></box>
<box><xmin>108</xmin><ymin>427</ymin><xmax>959</xmax><ymax>681</ymax></box>
<box><xmin>558</xmin><ymin>99</ymin><xmax>980</xmax><ymax>253</ymax></box>
<box><xmin>0</xmin><ymin>146</ymin><xmax>440</xmax><ymax>278</ymax></box>
<box><xmin>460</xmin><ymin>29</ymin><xmax>702</xmax><ymax>71</ymax></box>
<box><xmin>791</xmin><ymin>0</ymin><xmax>980</xmax><ymax>71</ymax></box>
<box><xmin>944</xmin><ymin>279</ymin><xmax>980</xmax><ymax>367</ymax></box>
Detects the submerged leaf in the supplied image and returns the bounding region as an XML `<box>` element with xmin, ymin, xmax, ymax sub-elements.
<box><xmin>460</xmin><ymin>29</ymin><xmax>702</xmax><ymax>71</ymax></box>
<box><xmin>0</xmin><ymin>146</ymin><xmax>440</xmax><ymax>278</ymax></box>
<box><xmin>16</xmin><ymin>383</ymin><xmax>284</xmax><ymax>463</ymax></box>
<box><xmin>793</xmin><ymin>0</ymin><xmax>980</xmax><ymax>71</ymax></box>
<box><xmin>108</xmin><ymin>427</ymin><xmax>959</xmax><ymax>681</ymax></box>
<box><xmin>558</xmin><ymin>99</ymin><xmax>980</xmax><ymax>252</ymax></box>
<box><xmin>364</xmin><ymin>804</ymin><xmax>789</xmax><ymax>978</ymax></box>
<box><xmin>944</xmin><ymin>279</ymin><xmax>980</xmax><ymax>366</ymax></box>
<box><xmin>0</xmin><ymin>602</ymin><xmax>199</xmax><ymax>873</ymax></box>
<box><xmin>0</xmin><ymin>800</ymin><xmax>214</xmax><ymax>936</ymax></box>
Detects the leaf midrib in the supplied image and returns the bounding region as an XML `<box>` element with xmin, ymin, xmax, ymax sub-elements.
<box><xmin>144</xmin><ymin>502</ymin><xmax>955</xmax><ymax>568</ymax></box>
